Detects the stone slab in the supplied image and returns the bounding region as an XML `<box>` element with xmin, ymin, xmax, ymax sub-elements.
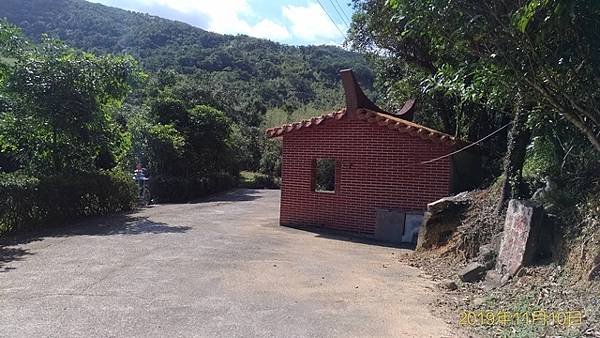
<box><xmin>495</xmin><ymin>199</ymin><xmax>543</xmax><ymax>279</ymax></box>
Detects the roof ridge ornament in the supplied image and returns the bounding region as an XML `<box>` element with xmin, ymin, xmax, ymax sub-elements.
<box><xmin>340</xmin><ymin>69</ymin><xmax>385</xmax><ymax>115</ymax></box>
<box><xmin>340</xmin><ymin>69</ymin><xmax>415</xmax><ymax>121</ymax></box>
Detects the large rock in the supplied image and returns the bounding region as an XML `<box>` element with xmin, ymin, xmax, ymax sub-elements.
<box><xmin>483</xmin><ymin>270</ymin><xmax>503</xmax><ymax>289</ymax></box>
<box><xmin>458</xmin><ymin>262</ymin><xmax>487</xmax><ymax>283</ymax></box>
<box><xmin>495</xmin><ymin>199</ymin><xmax>544</xmax><ymax>279</ymax></box>
<box><xmin>478</xmin><ymin>244</ymin><xmax>497</xmax><ymax>270</ymax></box>
<box><xmin>416</xmin><ymin>192</ymin><xmax>470</xmax><ymax>250</ymax></box>
<box><xmin>427</xmin><ymin>192</ymin><xmax>469</xmax><ymax>214</ymax></box>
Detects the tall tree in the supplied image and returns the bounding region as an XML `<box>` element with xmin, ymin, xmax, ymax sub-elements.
<box><xmin>349</xmin><ymin>0</ymin><xmax>600</xmax><ymax>204</ymax></box>
<box><xmin>368</xmin><ymin>0</ymin><xmax>600</xmax><ymax>152</ymax></box>
<box><xmin>0</xmin><ymin>23</ymin><xmax>142</xmax><ymax>174</ymax></box>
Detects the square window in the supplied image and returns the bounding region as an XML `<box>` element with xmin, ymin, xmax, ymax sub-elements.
<box><xmin>314</xmin><ymin>159</ymin><xmax>336</xmax><ymax>193</ymax></box>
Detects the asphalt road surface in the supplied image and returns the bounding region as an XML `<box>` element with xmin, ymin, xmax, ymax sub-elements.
<box><xmin>0</xmin><ymin>189</ymin><xmax>456</xmax><ymax>337</ymax></box>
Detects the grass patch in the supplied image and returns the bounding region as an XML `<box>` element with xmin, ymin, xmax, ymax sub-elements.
<box><xmin>239</xmin><ymin>171</ymin><xmax>279</xmax><ymax>189</ymax></box>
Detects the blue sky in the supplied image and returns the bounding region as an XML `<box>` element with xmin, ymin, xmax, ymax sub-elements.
<box><xmin>87</xmin><ymin>0</ymin><xmax>354</xmax><ymax>45</ymax></box>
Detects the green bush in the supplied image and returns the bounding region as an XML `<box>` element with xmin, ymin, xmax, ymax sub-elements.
<box><xmin>253</xmin><ymin>175</ymin><xmax>280</xmax><ymax>189</ymax></box>
<box><xmin>149</xmin><ymin>172</ymin><xmax>237</xmax><ymax>203</ymax></box>
<box><xmin>0</xmin><ymin>171</ymin><xmax>138</xmax><ymax>235</ymax></box>
<box><xmin>36</xmin><ymin>171</ymin><xmax>138</xmax><ymax>223</ymax></box>
<box><xmin>259</xmin><ymin>139</ymin><xmax>282</xmax><ymax>178</ymax></box>
<box><xmin>0</xmin><ymin>173</ymin><xmax>40</xmax><ymax>234</ymax></box>
<box><xmin>239</xmin><ymin>171</ymin><xmax>280</xmax><ymax>189</ymax></box>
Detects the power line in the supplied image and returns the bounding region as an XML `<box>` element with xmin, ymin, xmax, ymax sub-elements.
<box><xmin>327</xmin><ymin>0</ymin><xmax>350</xmax><ymax>28</ymax></box>
<box><xmin>315</xmin><ymin>0</ymin><xmax>346</xmax><ymax>39</ymax></box>
<box><xmin>420</xmin><ymin>122</ymin><xmax>513</xmax><ymax>165</ymax></box>
<box><xmin>336</xmin><ymin>0</ymin><xmax>353</xmax><ymax>19</ymax></box>
<box><xmin>330</xmin><ymin>0</ymin><xmax>352</xmax><ymax>26</ymax></box>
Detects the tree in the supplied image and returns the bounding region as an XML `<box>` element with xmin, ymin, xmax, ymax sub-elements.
<box><xmin>186</xmin><ymin>105</ymin><xmax>238</xmax><ymax>176</ymax></box>
<box><xmin>133</xmin><ymin>96</ymin><xmax>239</xmax><ymax>177</ymax></box>
<box><xmin>0</xmin><ymin>24</ymin><xmax>142</xmax><ymax>175</ymax></box>
<box><xmin>146</xmin><ymin>123</ymin><xmax>186</xmax><ymax>176</ymax></box>
<box><xmin>348</xmin><ymin>0</ymin><xmax>515</xmax><ymax>183</ymax></box>
<box><xmin>349</xmin><ymin>0</ymin><xmax>600</xmax><ymax>205</ymax></box>
<box><xmin>379</xmin><ymin>0</ymin><xmax>600</xmax><ymax>152</ymax></box>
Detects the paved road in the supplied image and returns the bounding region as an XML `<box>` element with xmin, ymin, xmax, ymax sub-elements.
<box><xmin>0</xmin><ymin>189</ymin><xmax>455</xmax><ymax>337</ymax></box>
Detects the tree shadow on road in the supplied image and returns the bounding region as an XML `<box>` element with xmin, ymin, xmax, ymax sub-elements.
<box><xmin>64</xmin><ymin>215</ymin><xmax>192</xmax><ymax>237</ymax></box>
<box><xmin>0</xmin><ymin>214</ymin><xmax>190</xmax><ymax>272</ymax></box>
<box><xmin>0</xmin><ymin>246</ymin><xmax>31</xmax><ymax>273</ymax></box>
<box><xmin>194</xmin><ymin>188</ymin><xmax>267</xmax><ymax>203</ymax></box>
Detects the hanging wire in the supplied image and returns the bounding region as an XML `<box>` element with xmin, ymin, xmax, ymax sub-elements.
<box><xmin>419</xmin><ymin>121</ymin><xmax>513</xmax><ymax>165</ymax></box>
<box><xmin>330</xmin><ymin>0</ymin><xmax>352</xmax><ymax>25</ymax></box>
<box><xmin>315</xmin><ymin>0</ymin><xmax>347</xmax><ymax>38</ymax></box>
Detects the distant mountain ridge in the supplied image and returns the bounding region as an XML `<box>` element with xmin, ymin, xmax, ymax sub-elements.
<box><xmin>0</xmin><ymin>0</ymin><xmax>374</xmax><ymax>110</ymax></box>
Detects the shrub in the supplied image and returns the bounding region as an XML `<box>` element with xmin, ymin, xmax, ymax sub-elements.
<box><xmin>253</xmin><ymin>175</ymin><xmax>280</xmax><ymax>189</ymax></box>
<box><xmin>0</xmin><ymin>171</ymin><xmax>138</xmax><ymax>235</ymax></box>
<box><xmin>239</xmin><ymin>171</ymin><xmax>280</xmax><ymax>189</ymax></box>
<box><xmin>259</xmin><ymin>139</ymin><xmax>281</xmax><ymax>178</ymax></box>
<box><xmin>149</xmin><ymin>172</ymin><xmax>237</xmax><ymax>203</ymax></box>
<box><xmin>36</xmin><ymin>171</ymin><xmax>138</xmax><ymax>223</ymax></box>
<box><xmin>0</xmin><ymin>173</ymin><xmax>40</xmax><ymax>234</ymax></box>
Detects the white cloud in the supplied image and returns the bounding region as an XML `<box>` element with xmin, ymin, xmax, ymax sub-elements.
<box><xmin>282</xmin><ymin>2</ymin><xmax>343</xmax><ymax>43</ymax></box>
<box><xmin>89</xmin><ymin>0</ymin><xmax>347</xmax><ymax>44</ymax></box>
<box><xmin>248</xmin><ymin>19</ymin><xmax>291</xmax><ymax>40</ymax></box>
<box><xmin>123</xmin><ymin>0</ymin><xmax>290</xmax><ymax>40</ymax></box>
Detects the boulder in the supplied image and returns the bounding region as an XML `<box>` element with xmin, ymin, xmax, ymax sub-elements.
<box><xmin>495</xmin><ymin>199</ymin><xmax>544</xmax><ymax>279</ymax></box>
<box><xmin>458</xmin><ymin>262</ymin><xmax>487</xmax><ymax>283</ymax></box>
<box><xmin>426</xmin><ymin>192</ymin><xmax>469</xmax><ymax>215</ymax></box>
<box><xmin>478</xmin><ymin>244</ymin><xmax>497</xmax><ymax>270</ymax></box>
<box><xmin>416</xmin><ymin>192</ymin><xmax>470</xmax><ymax>250</ymax></box>
<box><xmin>483</xmin><ymin>270</ymin><xmax>503</xmax><ymax>289</ymax></box>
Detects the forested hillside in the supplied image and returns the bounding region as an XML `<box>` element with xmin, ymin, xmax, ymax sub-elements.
<box><xmin>0</xmin><ymin>0</ymin><xmax>376</xmax><ymax>194</ymax></box>
<box><xmin>0</xmin><ymin>0</ymin><xmax>374</xmax><ymax>112</ymax></box>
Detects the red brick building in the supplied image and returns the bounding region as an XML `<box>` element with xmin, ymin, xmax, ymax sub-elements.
<box><xmin>266</xmin><ymin>70</ymin><xmax>478</xmax><ymax>243</ymax></box>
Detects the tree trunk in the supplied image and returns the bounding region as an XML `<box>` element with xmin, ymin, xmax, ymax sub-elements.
<box><xmin>496</xmin><ymin>98</ymin><xmax>532</xmax><ymax>213</ymax></box>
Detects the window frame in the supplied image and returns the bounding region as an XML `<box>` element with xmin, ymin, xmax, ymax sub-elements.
<box><xmin>312</xmin><ymin>158</ymin><xmax>337</xmax><ymax>194</ymax></box>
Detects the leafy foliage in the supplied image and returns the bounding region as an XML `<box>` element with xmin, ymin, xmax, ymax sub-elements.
<box><xmin>149</xmin><ymin>173</ymin><xmax>237</xmax><ymax>203</ymax></box>
<box><xmin>0</xmin><ymin>0</ymin><xmax>374</xmax><ymax>115</ymax></box>
<box><xmin>134</xmin><ymin>97</ymin><xmax>239</xmax><ymax>177</ymax></box>
<box><xmin>239</xmin><ymin>171</ymin><xmax>280</xmax><ymax>190</ymax></box>
<box><xmin>349</xmin><ymin>0</ymin><xmax>600</xmax><ymax>192</ymax></box>
<box><xmin>0</xmin><ymin>171</ymin><xmax>137</xmax><ymax>234</ymax></box>
<box><xmin>315</xmin><ymin>159</ymin><xmax>336</xmax><ymax>192</ymax></box>
<box><xmin>352</xmin><ymin>0</ymin><xmax>600</xmax><ymax>152</ymax></box>
<box><xmin>0</xmin><ymin>0</ymin><xmax>377</xmax><ymax>177</ymax></box>
<box><xmin>0</xmin><ymin>23</ymin><xmax>142</xmax><ymax>235</ymax></box>
<box><xmin>259</xmin><ymin>140</ymin><xmax>282</xmax><ymax>179</ymax></box>
<box><xmin>1</xmin><ymin>27</ymin><xmax>142</xmax><ymax>175</ymax></box>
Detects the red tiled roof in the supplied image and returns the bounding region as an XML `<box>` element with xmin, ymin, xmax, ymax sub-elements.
<box><xmin>356</xmin><ymin>109</ymin><xmax>459</xmax><ymax>145</ymax></box>
<box><xmin>265</xmin><ymin>108</ymin><xmax>460</xmax><ymax>146</ymax></box>
<box><xmin>265</xmin><ymin>109</ymin><xmax>347</xmax><ymax>138</ymax></box>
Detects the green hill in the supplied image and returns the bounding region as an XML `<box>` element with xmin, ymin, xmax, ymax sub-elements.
<box><xmin>0</xmin><ymin>0</ymin><xmax>374</xmax><ymax>111</ymax></box>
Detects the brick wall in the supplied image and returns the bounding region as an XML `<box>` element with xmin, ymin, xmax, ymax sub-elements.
<box><xmin>280</xmin><ymin>114</ymin><xmax>453</xmax><ymax>235</ymax></box>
